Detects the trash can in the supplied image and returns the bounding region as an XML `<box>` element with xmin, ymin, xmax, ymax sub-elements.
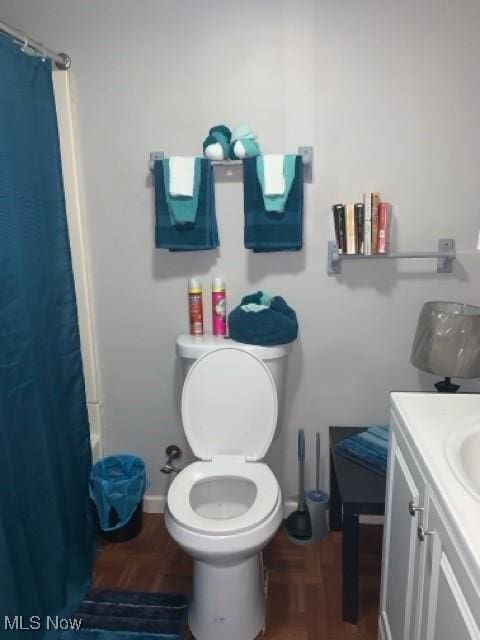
<box><xmin>89</xmin><ymin>455</ymin><xmax>147</xmax><ymax>543</ymax></box>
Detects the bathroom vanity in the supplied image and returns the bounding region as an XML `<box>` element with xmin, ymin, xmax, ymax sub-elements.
<box><xmin>379</xmin><ymin>392</ymin><xmax>480</xmax><ymax>640</ymax></box>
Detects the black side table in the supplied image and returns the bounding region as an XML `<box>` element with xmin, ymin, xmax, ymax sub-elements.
<box><xmin>329</xmin><ymin>426</ymin><xmax>386</xmax><ymax>624</ymax></box>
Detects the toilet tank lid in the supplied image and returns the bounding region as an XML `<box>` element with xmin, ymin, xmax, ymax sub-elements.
<box><xmin>176</xmin><ymin>334</ymin><xmax>291</xmax><ymax>360</ymax></box>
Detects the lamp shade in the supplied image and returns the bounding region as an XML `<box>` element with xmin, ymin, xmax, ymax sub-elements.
<box><xmin>410</xmin><ymin>301</ymin><xmax>480</xmax><ymax>378</ymax></box>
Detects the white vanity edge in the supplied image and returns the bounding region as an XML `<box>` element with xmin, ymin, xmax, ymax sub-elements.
<box><xmin>391</xmin><ymin>391</ymin><xmax>480</xmax><ymax>590</ymax></box>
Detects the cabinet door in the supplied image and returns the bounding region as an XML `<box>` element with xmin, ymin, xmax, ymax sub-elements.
<box><xmin>379</xmin><ymin>426</ymin><xmax>427</xmax><ymax>640</ymax></box>
<box><xmin>420</xmin><ymin>495</ymin><xmax>480</xmax><ymax>640</ymax></box>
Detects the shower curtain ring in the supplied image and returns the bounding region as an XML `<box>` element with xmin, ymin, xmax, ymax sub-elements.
<box><xmin>41</xmin><ymin>46</ymin><xmax>47</xmax><ymax>62</ymax></box>
<box><xmin>20</xmin><ymin>34</ymin><xmax>28</xmax><ymax>53</ymax></box>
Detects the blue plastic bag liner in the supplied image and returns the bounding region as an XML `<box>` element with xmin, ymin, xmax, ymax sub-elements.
<box><xmin>89</xmin><ymin>455</ymin><xmax>147</xmax><ymax>532</ymax></box>
<box><xmin>228</xmin><ymin>291</ymin><xmax>298</xmax><ymax>346</ymax></box>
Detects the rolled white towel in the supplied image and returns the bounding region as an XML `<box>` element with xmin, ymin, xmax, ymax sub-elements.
<box><xmin>263</xmin><ymin>154</ymin><xmax>285</xmax><ymax>196</ymax></box>
<box><xmin>169</xmin><ymin>156</ymin><xmax>195</xmax><ymax>197</ymax></box>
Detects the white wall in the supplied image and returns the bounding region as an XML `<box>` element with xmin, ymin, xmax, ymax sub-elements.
<box><xmin>2</xmin><ymin>0</ymin><xmax>480</xmax><ymax>505</ymax></box>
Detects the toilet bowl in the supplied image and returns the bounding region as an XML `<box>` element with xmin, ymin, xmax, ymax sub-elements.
<box><xmin>165</xmin><ymin>344</ymin><xmax>288</xmax><ymax>640</ymax></box>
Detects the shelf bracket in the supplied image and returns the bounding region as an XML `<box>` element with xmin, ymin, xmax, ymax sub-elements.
<box><xmin>149</xmin><ymin>150</ymin><xmax>165</xmax><ymax>170</ymax></box>
<box><xmin>436</xmin><ymin>238</ymin><xmax>456</xmax><ymax>273</ymax></box>
<box><xmin>328</xmin><ymin>241</ymin><xmax>341</xmax><ymax>275</ymax></box>
<box><xmin>298</xmin><ymin>146</ymin><xmax>313</xmax><ymax>182</ymax></box>
<box><xmin>327</xmin><ymin>238</ymin><xmax>456</xmax><ymax>275</ymax></box>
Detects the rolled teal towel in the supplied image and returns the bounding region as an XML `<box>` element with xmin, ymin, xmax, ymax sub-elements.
<box><xmin>162</xmin><ymin>158</ymin><xmax>201</xmax><ymax>225</ymax></box>
<box><xmin>231</xmin><ymin>125</ymin><xmax>257</xmax><ymax>142</ymax></box>
<box><xmin>231</xmin><ymin>125</ymin><xmax>261</xmax><ymax>159</ymax></box>
<box><xmin>228</xmin><ymin>291</ymin><xmax>298</xmax><ymax>346</ymax></box>
<box><xmin>203</xmin><ymin>124</ymin><xmax>232</xmax><ymax>160</ymax></box>
<box><xmin>210</xmin><ymin>124</ymin><xmax>231</xmax><ymax>141</ymax></box>
<box><xmin>256</xmin><ymin>154</ymin><xmax>297</xmax><ymax>213</ymax></box>
<box><xmin>233</xmin><ymin>138</ymin><xmax>261</xmax><ymax>159</ymax></box>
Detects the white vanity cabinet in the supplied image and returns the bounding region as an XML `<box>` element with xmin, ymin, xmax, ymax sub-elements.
<box><xmin>379</xmin><ymin>418</ymin><xmax>428</xmax><ymax>640</ymax></box>
<box><xmin>419</xmin><ymin>494</ymin><xmax>480</xmax><ymax>640</ymax></box>
<box><xmin>379</xmin><ymin>397</ymin><xmax>480</xmax><ymax>640</ymax></box>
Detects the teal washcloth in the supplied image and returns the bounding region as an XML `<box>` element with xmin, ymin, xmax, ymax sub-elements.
<box><xmin>231</xmin><ymin>125</ymin><xmax>257</xmax><ymax>142</ymax></box>
<box><xmin>162</xmin><ymin>158</ymin><xmax>201</xmax><ymax>225</ymax></box>
<box><xmin>256</xmin><ymin>154</ymin><xmax>296</xmax><ymax>213</ymax></box>
<box><xmin>210</xmin><ymin>124</ymin><xmax>231</xmax><ymax>141</ymax></box>
<box><xmin>231</xmin><ymin>125</ymin><xmax>261</xmax><ymax>159</ymax></box>
<box><xmin>203</xmin><ymin>124</ymin><xmax>232</xmax><ymax>160</ymax></box>
<box><xmin>233</xmin><ymin>138</ymin><xmax>261</xmax><ymax>159</ymax></box>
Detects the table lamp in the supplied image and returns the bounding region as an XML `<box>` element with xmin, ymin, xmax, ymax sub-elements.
<box><xmin>410</xmin><ymin>301</ymin><xmax>480</xmax><ymax>392</ymax></box>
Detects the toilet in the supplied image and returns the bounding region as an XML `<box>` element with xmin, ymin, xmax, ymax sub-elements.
<box><xmin>165</xmin><ymin>335</ymin><xmax>291</xmax><ymax>640</ymax></box>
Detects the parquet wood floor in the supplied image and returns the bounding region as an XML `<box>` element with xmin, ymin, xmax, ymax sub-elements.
<box><xmin>93</xmin><ymin>514</ymin><xmax>382</xmax><ymax>639</ymax></box>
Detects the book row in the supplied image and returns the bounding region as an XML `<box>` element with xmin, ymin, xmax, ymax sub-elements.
<box><xmin>332</xmin><ymin>192</ymin><xmax>391</xmax><ymax>255</ymax></box>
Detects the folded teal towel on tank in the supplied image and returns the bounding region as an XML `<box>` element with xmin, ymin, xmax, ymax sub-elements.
<box><xmin>228</xmin><ymin>291</ymin><xmax>298</xmax><ymax>346</ymax></box>
<box><xmin>334</xmin><ymin>426</ymin><xmax>390</xmax><ymax>476</ymax></box>
<box><xmin>154</xmin><ymin>159</ymin><xmax>219</xmax><ymax>251</ymax></box>
<box><xmin>243</xmin><ymin>155</ymin><xmax>303</xmax><ymax>252</ymax></box>
<box><xmin>163</xmin><ymin>157</ymin><xmax>201</xmax><ymax>225</ymax></box>
<box><xmin>256</xmin><ymin>154</ymin><xmax>297</xmax><ymax>213</ymax></box>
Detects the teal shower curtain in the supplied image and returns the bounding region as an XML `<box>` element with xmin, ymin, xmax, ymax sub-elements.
<box><xmin>0</xmin><ymin>34</ymin><xmax>95</xmax><ymax>635</ymax></box>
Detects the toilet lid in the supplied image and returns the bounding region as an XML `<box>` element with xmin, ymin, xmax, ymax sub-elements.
<box><xmin>182</xmin><ymin>347</ymin><xmax>278</xmax><ymax>461</ymax></box>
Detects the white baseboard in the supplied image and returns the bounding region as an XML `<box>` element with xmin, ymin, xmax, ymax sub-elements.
<box><xmin>143</xmin><ymin>494</ymin><xmax>166</xmax><ymax>514</ymax></box>
<box><xmin>284</xmin><ymin>498</ymin><xmax>383</xmax><ymax>525</ymax></box>
<box><xmin>142</xmin><ymin>494</ymin><xmax>384</xmax><ymax>526</ymax></box>
<box><xmin>145</xmin><ymin>495</ymin><xmax>296</xmax><ymax>517</ymax></box>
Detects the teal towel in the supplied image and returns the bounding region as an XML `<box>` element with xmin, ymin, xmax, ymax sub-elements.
<box><xmin>256</xmin><ymin>154</ymin><xmax>297</xmax><ymax>213</ymax></box>
<box><xmin>335</xmin><ymin>426</ymin><xmax>390</xmax><ymax>476</ymax></box>
<box><xmin>155</xmin><ymin>159</ymin><xmax>219</xmax><ymax>251</ymax></box>
<box><xmin>229</xmin><ymin>291</ymin><xmax>298</xmax><ymax>346</ymax></box>
<box><xmin>163</xmin><ymin>157</ymin><xmax>201</xmax><ymax>225</ymax></box>
<box><xmin>243</xmin><ymin>155</ymin><xmax>303</xmax><ymax>252</ymax></box>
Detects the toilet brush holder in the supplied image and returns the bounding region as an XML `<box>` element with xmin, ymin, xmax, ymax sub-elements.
<box><xmin>306</xmin><ymin>490</ymin><xmax>329</xmax><ymax>542</ymax></box>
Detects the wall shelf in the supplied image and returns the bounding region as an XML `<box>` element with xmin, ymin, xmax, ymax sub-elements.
<box><xmin>149</xmin><ymin>146</ymin><xmax>314</xmax><ymax>182</ymax></box>
<box><xmin>327</xmin><ymin>238</ymin><xmax>456</xmax><ymax>275</ymax></box>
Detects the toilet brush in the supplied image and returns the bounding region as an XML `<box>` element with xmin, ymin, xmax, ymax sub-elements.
<box><xmin>285</xmin><ymin>429</ymin><xmax>312</xmax><ymax>542</ymax></box>
<box><xmin>306</xmin><ymin>432</ymin><xmax>329</xmax><ymax>542</ymax></box>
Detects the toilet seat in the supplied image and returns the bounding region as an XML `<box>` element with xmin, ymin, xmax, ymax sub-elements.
<box><xmin>167</xmin><ymin>459</ymin><xmax>280</xmax><ymax>536</ymax></box>
<box><xmin>181</xmin><ymin>348</ymin><xmax>278</xmax><ymax>461</ymax></box>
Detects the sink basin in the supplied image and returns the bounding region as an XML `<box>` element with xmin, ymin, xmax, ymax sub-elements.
<box><xmin>446</xmin><ymin>421</ymin><xmax>480</xmax><ymax>501</ymax></box>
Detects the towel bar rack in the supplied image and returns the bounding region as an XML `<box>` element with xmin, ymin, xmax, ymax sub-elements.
<box><xmin>148</xmin><ymin>146</ymin><xmax>314</xmax><ymax>182</ymax></box>
<box><xmin>327</xmin><ymin>238</ymin><xmax>456</xmax><ymax>275</ymax></box>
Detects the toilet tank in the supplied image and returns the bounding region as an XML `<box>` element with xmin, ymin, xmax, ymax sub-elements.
<box><xmin>176</xmin><ymin>334</ymin><xmax>291</xmax><ymax>408</ymax></box>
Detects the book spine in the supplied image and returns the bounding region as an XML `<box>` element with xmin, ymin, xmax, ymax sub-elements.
<box><xmin>354</xmin><ymin>203</ymin><xmax>364</xmax><ymax>254</ymax></box>
<box><xmin>377</xmin><ymin>202</ymin><xmax>390</xmax><ymax>254</ymax></box>
<box><xmin>332</xmin><ymin>204</ymin><xmax>346</xmax><ymax>254</ymax></box>
<box><xmin>371</xmin><ymin>192</ymin><xmax>381</xmax><ymax>253</ymax></box>
<box><xmin>363</xmin><ymin>192</ymin><xmax>372</xmax><ymax>255</ymax></box>
<box><xmin>345</xmin><ymin>203</ymin><xmax>356</xmax><ymax>254</ymax></box>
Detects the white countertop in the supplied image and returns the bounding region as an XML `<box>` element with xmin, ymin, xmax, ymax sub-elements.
<box><xmin>391</xmin><ymin>392</ymin><xmax>480</xmax><ymax>586</ymax></box>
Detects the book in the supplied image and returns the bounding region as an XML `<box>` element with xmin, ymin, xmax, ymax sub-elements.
<box><xmin>363</xmin><ymin>192</ymin><xmax>372</xmax><ymax>255</ymax></box>
<box><xmin>371</xmin><ymin>192</ymin><xmax>381</xmax><ymax>254</ymax></box>
<box><xmin>354</xmin><ymin>203</ymin><xmax>364</xmax><ymax>254</ymax></box>
<box><xmin>332</xmin><ymin>204</ymin><xmax>346</xmax><ymax>254</ymax></box>
<box><xmin>377</xmin><ymin>202</ymin><xmax>390</xmax><ymax>253</ymax></box>
<box><xmin>345</xmin><ymin>203</ymin><xmax>356</xmax><ymax>254</ymax></box>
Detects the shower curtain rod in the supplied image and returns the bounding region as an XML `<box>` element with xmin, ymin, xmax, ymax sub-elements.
<box><xmin>0</xmin><ymin>19</ymin><xmax>71</xmax><ymax>69</ymax></box>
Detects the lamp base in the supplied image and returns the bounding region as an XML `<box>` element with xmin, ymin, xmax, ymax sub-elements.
<box><xmin>434</xmin><ymin>377</ymin><xmax>460</xmax><ymax>393</ymax></box>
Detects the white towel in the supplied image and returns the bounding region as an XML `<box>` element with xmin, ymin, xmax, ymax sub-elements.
<box><xmin>169</xmin><ymin>156</ymin><xmax>195</xmax><ymax>197</ymax></box>
<box><xmin>263</xmin><ymin>154</ymin><xmax>285</xmax><ymax>196</ymax></box>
